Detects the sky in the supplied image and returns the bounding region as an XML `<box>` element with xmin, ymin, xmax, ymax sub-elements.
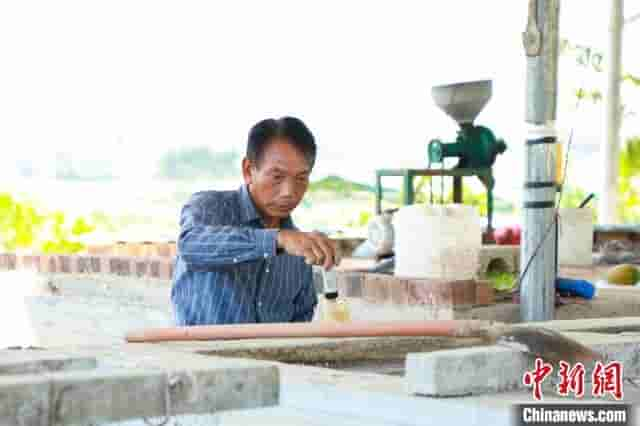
<box><xmin>1</xmin><ymin>1</ymin><xmax>639</xmax><ymax>200</ymax></box>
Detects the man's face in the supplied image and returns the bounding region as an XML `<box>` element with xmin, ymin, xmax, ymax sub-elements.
<box><xmin>243</xmin><ymin>138</ymin><xmax>311</xmax><ymax>221</ymax></box>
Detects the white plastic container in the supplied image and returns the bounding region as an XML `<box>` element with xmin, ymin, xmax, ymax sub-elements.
<box><xmin>558</xmin><ymin>208</ymin><xmax>593</xmax><ymax>266</ymax></box>
<box><xmin>392</xmin><ymin>204</ymin><xmax>482</xmax><ymax>279</ymax></box>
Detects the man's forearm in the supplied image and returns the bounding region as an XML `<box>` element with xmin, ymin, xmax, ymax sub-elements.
<box><xmin>178</xmin><ymin>224</ymin><xmax>278</xmax><ymax>268</ymax></box>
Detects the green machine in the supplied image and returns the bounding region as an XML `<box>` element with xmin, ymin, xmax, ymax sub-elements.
<box><xmin>375</xmin><ymin>80</ymin><xmax>507</xmax><ymax>233</ymax></box>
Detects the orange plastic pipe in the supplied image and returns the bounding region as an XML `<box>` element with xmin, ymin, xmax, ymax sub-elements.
<box><xmin>125</xmin><ymin>320</ymin><xmax>495</xmax><ymax>343</ymax></box>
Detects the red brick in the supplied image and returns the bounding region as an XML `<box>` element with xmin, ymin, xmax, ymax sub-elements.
<box><xmin>110</xmin><ymin>257</ymin><xmax>133</xmax><ymax>275</ymax></box>
<box><xmin>59</xmin><ymin>255</ymin><xmax>71</xmax><ymax>273</ymax></box>
<box><xmin>452</xmin><ymin>280</ymin><xmax>466</xmax><ymax>305</ymax></box>
<box><xmin>149</xmin><ymin>260</ymin><xmax>161</xmax><ymax>278</ymax></box>
<box><xmin>5</xmin><ymin>253</ymin><xmax>17</xmax><ymax>270</ymax></box>
<box><xmin>88</xmin><ymin>256</ymin><xmax>102</xmax><ymax>273</ymax></box>
<box><xmin>74</xmin><ymin>256</ymin><xmax>92</xmax><ymax>273</ymax></box>
<box><xmin>100</xmin><ymin>256</ymin><xmax>111</xmax><ymax>274</ymax></box>
<box><xmin>134</xmin><ymin>259</ymin><xmax>150</xmax><ymax>277</ymax></box>
<box><xmin>157</xmin><ymin>259</ymin><xmax>173</xmax><ymax>280</ymax></box>
<box><xmin>155</xmin><ymin>243</ymin><xmax>171</xmax><ymax>257</ymax></box>
<box><xmin>17</xmin><ymin>255</ymin><xmax>40</xmax><ymax>271</ymax></box>
<box><xmin>475</xmin><ymin>280</ymin><xmax>495</xmax><ymax>305</ymax></box>
<box><xmin>0</xmin><ymin>254</ymin><xmax>8</xmax><ymax>270</ymax></box>
<box><xmin>390</xmin><ymin>278</ymin><xmax>409</xmax><ymax>305</ymax></box>
<box><xmin>168</xmin><ymin>242</ymin><xmax>177</xmax><ymax>258</ymax></box>
<box><xmin>38</xmin><ymin>255</ymin><xmax>49</xmax><ymax>273</ymax></box>
<box><xmin>408</xmin><ymin>279</ymin><xmax>461</xmax><ymax>306</ymax></box>
<box><xmin>363</xmin><ymin>273</ymin><xmax>395</xmax><ymax>304</ymax></box>
<box><xmin>337</xmin><ymin>272</ymin><xmax>364</xmax><ymax>297</ymax></box>
<box><xmin>141</xmin><ymin>242</ymin><xmax>154</xmax><ymax>257</ymax></box>
<box><xmin>39</xmin><ymin>255</ymin><xmax>58</xmax><ymax>273</ymax></box>
<box><xmin>87</xmin><ymin>245</ymin><xmax>113</xmax><ymax>256</ymax></box>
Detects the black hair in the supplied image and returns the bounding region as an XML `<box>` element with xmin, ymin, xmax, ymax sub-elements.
<box><xmin>246</xmin><ymin>116</ymin><xmax>317</xmax><ymax>169</ymax></box>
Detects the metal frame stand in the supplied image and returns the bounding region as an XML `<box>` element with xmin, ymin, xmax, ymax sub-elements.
<box><xmin>374</xmin><ymin>167</ymin><xmax>495</xmax><ymax>232</ymax></box>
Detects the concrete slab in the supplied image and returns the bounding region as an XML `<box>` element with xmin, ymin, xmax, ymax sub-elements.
<box><xmin>49</xmin><ymin>368</ymin><xmax>167</xmax><ymax>426</ymax></box>
<box><xmin>404</xmin><ymin>332</ymin><xmax>640</xmax><ymax>398</ymax></box>
<box><xmin>275</xmin><ymin>359</ymin><xmax>640</xmax><ymax>426</ymax></box>
<box><xmin>406</xmin><ymin>346</ymin><xmax>527</xmax><ymax>396</ymax></box>
<box><xmin>513</xmin><ymin>317</ymin><xmax>640</xmax><ymax>333</ymax></box>
<box><xmin>0</xmin><ymin>375</ymin><xmax>50</xmax><ymax>426</ymax></box>
<box><xmin>0</xmin><ymin>350</ymin><xmax>96</xmax><ymax>375</ymax></box>
<box><xmin>107</xmin><ymin>406</ymin><xmax>400</xmax><ymax>426</ymax></box>
<box><xmin>0</xmin><ymin>346</ymin><xmax>279</xmax><ymax>425</ymax></box>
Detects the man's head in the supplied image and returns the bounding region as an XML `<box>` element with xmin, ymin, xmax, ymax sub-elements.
<box><xmin>242</xmin><ymin>116</ymin><xmax>316</xmax><ymax>223</ymax></box>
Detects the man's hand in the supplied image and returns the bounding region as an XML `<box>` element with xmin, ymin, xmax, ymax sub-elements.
<box><xmin>276</xmin><ymin>230</ymin><xmax>338</xmax><ymax>269</ymax></box>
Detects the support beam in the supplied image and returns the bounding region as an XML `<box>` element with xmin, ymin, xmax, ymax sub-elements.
<box><xmin>599</xmin><ymin>0</ymin><xmax>624</xmax><ymax>225</ymax></box>
<box><xmin>520</xmin><ymin>0</ymin><xmax>560</xmax><ymax>322</ymax></box>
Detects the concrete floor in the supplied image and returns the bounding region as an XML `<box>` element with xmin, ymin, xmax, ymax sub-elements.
<box><xmin>4</xmin><ymin>271</ymin><xmax>640</xmax><ymax>425</ymax></box>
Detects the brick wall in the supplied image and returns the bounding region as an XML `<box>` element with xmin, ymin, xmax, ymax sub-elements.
<box><xmin>0</xmin><ymin>253</ymin><xmax>176</xmax><ymax>280</ymax></box>
<box><xmin>315</xmin><ymin>271</ymin><xmax>494</xmax><ymax>307</ymax></box>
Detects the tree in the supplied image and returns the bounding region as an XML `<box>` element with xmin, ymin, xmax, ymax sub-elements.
<box><xmin>157</xmin><ymin>147</ymin><xmax>240</xmax><ymax>180</ymax></box>
<box><xmin>561</xmin><ymin>38</ymin><xmax>640</xmax><ymax>224</ymax></box>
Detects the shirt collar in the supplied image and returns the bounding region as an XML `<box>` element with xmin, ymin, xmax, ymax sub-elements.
<box><xmin>239</xmin><ymin>184</ymin><xmax>296</xmax><ymax>229</ymax></box>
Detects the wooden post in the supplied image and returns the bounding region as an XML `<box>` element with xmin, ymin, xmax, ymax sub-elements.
<box><xmin>520</xmin><ymin>0</ymin><xmax>560</xmax><ymax>321</ymax></box>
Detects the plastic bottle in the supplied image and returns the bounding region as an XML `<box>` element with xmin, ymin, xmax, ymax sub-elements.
<box><xmin>322</xmin><ymin>292</ymin><xmax>351</xmax><ymax>322</ymax></box>
<box><xmin>321</xmin><ymin>268</ymin><xmax>351</xmax><ymax>322</ymax></box>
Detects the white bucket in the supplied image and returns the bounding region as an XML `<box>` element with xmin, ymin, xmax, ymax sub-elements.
<box><xmin>392</xmin><ymin>204</ymin><xmax>481</xmax><ymax>279</ymax></box>
<box><xmin>558</xmin><ymin>208</ymin><xmax>594</xmax><ymax>266</ymax></box>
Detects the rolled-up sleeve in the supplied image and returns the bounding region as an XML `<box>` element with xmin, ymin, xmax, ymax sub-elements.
<box><xmin>177</xmin><ymin>195</ymin><xmax>278</xmax><ymax>269</ymax></box>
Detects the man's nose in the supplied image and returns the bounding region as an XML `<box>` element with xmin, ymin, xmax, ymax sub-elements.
<box><xmin>280</xmin><ymin>178</ymin><xmax>296</xmax><ymax>198</ymax></box>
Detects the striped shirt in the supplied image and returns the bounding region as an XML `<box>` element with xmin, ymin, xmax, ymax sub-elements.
<box><xmin>170</xmin><ymin>184</ymin><xmax>317</xmax><ymax>325</ymax></box>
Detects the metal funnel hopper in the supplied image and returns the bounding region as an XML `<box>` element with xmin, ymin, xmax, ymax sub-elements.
<box><xmin>431</xmin><ymin>80</ymin><xmax>492</xmax><ymax>125</ymax></box>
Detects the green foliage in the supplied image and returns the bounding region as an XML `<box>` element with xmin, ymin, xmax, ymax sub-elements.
<box><xmin>157</xmin><ymin>147</ymin><xmax>240</xmax><ymax>180</ymax></box>
<box><xmin>309</xmin><ymin>175</ymin><xmax>375</xmax><ymax>195</ymax></box>
<box><xmin>574</xmin><ymin>88</ymin><xmax>603</xmax><ymax>103</ymax></box>
<box><xmin>486</xmin><ymin>271</ymin><xmax>517</xmax><ymax>292</ymax></box>
<box><xmin>0</xmin><ymin>193</ymin><xmax>95</xmax><ymax>254</ymax></box>
<box><xmin>619</xmin><ymin>137</ymin><xmax>640</xmax><ymax>180</ymax></box>
<box><xmin>0</xmin><ymin>194</ymin><xmax>45</xmax><ymax>250</ymax></box>
<box><xmin>560</xmin><ymin>39</ymin><xmax>603</xmax><ymax>72</ymax></box>
<box><xmin>623</xmin><ymin>73</ymin><xmax>640</xmax><ymax>87</ymax></box>
<box><xmin>558</xmin><ymin>137</ymin><xmax>640</xmax><ymax>223</ymax></box>
<box><xmin>346</xmin><ymin>210</ymin><xmax>373</xmax><ymax>228</ymax></box>
<box><xmin>450</xmin><ymin>187</ymin><xmax>489</xmax><ymax>217</ymax></box>
<box><xmin>618</xmin><ymin>137</ymin><xmax>640</xmax><ymax>222</ymax></box>
<box><xmin>414</xmin><ymin>180</ymin><xmax>514</xmax><ymax>217</ymax></box>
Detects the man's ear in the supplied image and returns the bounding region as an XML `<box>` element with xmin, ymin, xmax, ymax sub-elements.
<box><xmin>241</xmin><ymin>158</ymin><xmax>253</xmax><ymax>185</ymax></box>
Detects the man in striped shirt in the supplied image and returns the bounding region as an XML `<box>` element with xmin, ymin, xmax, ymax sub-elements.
<box><xmin>171</xmin><ymin>117</ymin><xmax>337</xmax><ymax>325</ymax></box>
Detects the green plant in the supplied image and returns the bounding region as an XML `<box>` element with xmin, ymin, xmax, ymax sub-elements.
<box><xmin>0</xmin><ymin>193</ymin><xmax>95</xmax><ymax>254</ymax></box>
<box><xmin>486</xmin><ymin>271</ymin><xmax>517</xmax><ymax>292</ymax></box>
<box><xmin>0</xmin><ymin>193</ymin><xmax>45</xmax><ymax>251</ymax></box>
<box><xmin>618</xmin><ymin>137</ymin><xmax>640</xmax><ymax>222</ymax></box>
<box><xmin>345</xmin><ymin>210</ymin><xmax>373</xmax><ymax>229</ymax></box>
<box><xmin>561</xmin><ymin>38</ymin><xmax>640</xmax><ymax>224</ymax></box>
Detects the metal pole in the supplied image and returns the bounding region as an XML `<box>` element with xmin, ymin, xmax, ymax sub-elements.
<box><xmin>599</xmin><ymin>0</ymin><xmax>624</xmax><ymax>225</ymax></box>
<box><xmin>520</xmin><ymin>0</ymin><xmax>560</xmax><ymax>322</ymax></box>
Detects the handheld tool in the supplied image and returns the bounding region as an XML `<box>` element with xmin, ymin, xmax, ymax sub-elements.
<box><xmin>126</xmin><ymin>320</ymin><xmax>602</xmax><ymax>365</ymax></box>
